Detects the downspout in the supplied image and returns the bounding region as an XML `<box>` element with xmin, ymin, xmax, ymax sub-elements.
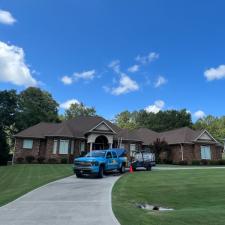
<box><xmin>12</xmin><ymin>138</ymin><xmax>16</xmax><ymax>165</ymax></box>
<box><xmin>180</xmin><ymin>144</ymin><xmax>184</xmax><ymax>161</ymax></box>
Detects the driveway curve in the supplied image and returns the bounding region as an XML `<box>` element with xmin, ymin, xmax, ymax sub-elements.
<box><xmin>0</xmin><ymin>175</ymin><xmax>120</xmax><ymax>225</ymax></box>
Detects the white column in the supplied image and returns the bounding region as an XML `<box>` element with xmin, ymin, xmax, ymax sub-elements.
<box><xmin>90</xmin><ymin>142</ymin><xmax>93</xmax><ymax>156</ymax></box>
<box><xmin>109</xmin><ymin>143</ymin><xmax>113</xmax><ymax>149</ymax></box>
<box><xmin>180</xmin><ymin>144</ymin><xmax>184</xmax><ymax>161</ymax></box>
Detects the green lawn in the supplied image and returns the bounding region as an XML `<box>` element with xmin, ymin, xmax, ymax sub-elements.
<box><xmin>0</xmin><ymin>164</ymin><xmax>73</xmax><ymax>206</ymax></box>
<box><xmin>113</xmin><ymin>169</ymin><xmax>225</xmax><ymax>225</ymax></box>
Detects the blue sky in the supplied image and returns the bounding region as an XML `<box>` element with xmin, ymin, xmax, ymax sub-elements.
<box><xmin>0</xmin><ymin>0</ymin><xmax>225</xmax><ymax>120</ymax></box>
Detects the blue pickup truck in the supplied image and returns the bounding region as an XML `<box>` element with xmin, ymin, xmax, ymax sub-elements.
<box><xmin>73</xmin><ymin>149</ymin><xmax>127</xmax><ymax>178</ymax></box>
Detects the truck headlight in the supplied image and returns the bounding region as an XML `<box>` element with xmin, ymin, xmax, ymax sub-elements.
<box><xmin>91</xmin><ymin>161</ymin><xmax>99</xmax><ymax>166</ymax></box>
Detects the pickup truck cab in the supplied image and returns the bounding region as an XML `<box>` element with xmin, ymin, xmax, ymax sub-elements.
<box><xmin>73</xmin><ymin>148</ymin><xmax>127</xmax><ymax>178</ymax></box>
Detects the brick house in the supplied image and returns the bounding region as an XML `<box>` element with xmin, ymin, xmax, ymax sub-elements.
<box><xmin>14</xmin><ymin>116</ymin><xmax>223</xmax><ymax>163</ymax></box>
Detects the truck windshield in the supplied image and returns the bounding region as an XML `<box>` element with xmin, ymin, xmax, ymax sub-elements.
<box><xmin>85</xmin><ymin>151</ymin><xmax>106</xmax><ymax>157</ymax></box>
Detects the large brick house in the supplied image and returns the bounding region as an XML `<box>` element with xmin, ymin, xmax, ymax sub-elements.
<box><xmin>14</xmin><ymin>116</ymin><xmax>223</xmax><ymax>163</ymax></box>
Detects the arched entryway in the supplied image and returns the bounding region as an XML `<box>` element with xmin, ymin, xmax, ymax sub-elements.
<box><xmin>93</xmin><ymin>135</ymin><xmax>109</xmax><ymax>150</ymax></box>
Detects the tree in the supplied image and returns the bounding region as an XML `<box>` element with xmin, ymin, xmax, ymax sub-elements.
<box><xmin>152</xmin><ymin>138</ymin><xmax>170</xmax><ymax>163</ymax></box>
<box><xmin>115</xmin><ymin>108</ymin><xmax>192</xmax><ymax>132</ymax></box>
<box><xmin>17</xmin><ymin>87</ymin><xmax>59</xmax><ymax>131</ymax></box>
<box><xmin>114</xmin><ymin>111</ymin><xmax>138</xmax><ymax>129</ymax></box>
<box><xmin>193</xmin><ymin>115</ymin><xmax>225</xmax><ymax>142</ymax></box>
<box><xmin>0</xmin><ymin>90</ymin><xmax>18</xmax><ymax>165</ymax></box>
<box><xmin>64</xmin><ymin>102</ymin><xmax>96</xmax><ymax>120</ymax></box>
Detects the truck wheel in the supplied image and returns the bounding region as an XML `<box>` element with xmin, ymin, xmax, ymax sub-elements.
<box><xmin>98</xmin><ymin>165</ymin><xmax>104</xmax><ymax>178</ymax></box>
<box><xmin>76</xmin><ymin>172</ymin><xmax>82</xmax><ymax>178</ymax></box>
<box><xmin>146</xmin><ymin>166</ymin><xmax>152</xmax><ymax>171</ymax></box>
<box><xmin>120</xmin><ymin>164</ymin><xmax>125</xmax><ymax>174</ymax></box>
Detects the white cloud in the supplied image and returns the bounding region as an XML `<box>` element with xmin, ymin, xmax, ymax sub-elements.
<box><xmin>108</xmin><ymin>60</ymin><xmax>120</xmax><ymax>74</ymax></box>
<box><xmin>61</xmin><ymin>75</ymin><xmax>73</xmax><ymax>85</ymax></box>
<box><xmin>0</xmin><ymin>41</ymin><xmax>38</xmax><ymax>87</ymax></box>
<box><xmin>128</xmin><ymin>64</ymin><xmax>139</xmax><ymax>73</ymax></box>
<box><xmin>193</xmin><ymin>110</ymin><xmax>206</xmax><ymax>119</ymax></box>
<box><xmin>135</xmin><ymin>52</ymin><xmax>159</xmax><ymax>65</ymax></box>
<box><xmin>0</xmin><ymin>9</ymin><xmax>16</xmax><ymax>25</ymax></box>
<box><xmin>154</xmin><ymin>75</ymin><xmax>167</xmax><ymax>88</ymax></box>
<box><xmin>145</xmin><ymin>100</ymin><xmax>165</xmax><ymax>113</ymax></box>
<box><xmin>60</xmin><ymin>99</ymin><xmax>80</xmax><ymax>109</ymax></box>
<box><xmin>204</xmin><ymin>65</ymin><xmax>225</xmax><ymax>81</ymax></box>
<box><xmin>74</xmin><ymin>70</ymin><xmax>96</xmax><ymax>80</ymax></box>
<box><xmin>111</xmin><ymin>74</ymin><xmax>139</xmax><ymax>95</ymax></box>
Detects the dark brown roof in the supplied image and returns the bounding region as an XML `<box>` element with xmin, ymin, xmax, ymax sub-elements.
<box><xmin>14</xmin><ymin>122</ymin><xmax>60</xmax><ymax>139</ymax></box>
<box><xmin>15</xmin><ymin>116</ymin><xmax>218</xmax><ymax>145</ymax></box>
<box><xmin>130</xmin><ymin>128</ymin><xmax>159</xmax><ymax>145</ymax></box>
<box><xmin>159</xmin><ymin>127</ymin><xmax>202</xmax><ymax>145</ymax></box>
<box><xmin>15</xmin><ymin>116</ymin><xmax>121</xmax><ymax>139</ymax></box>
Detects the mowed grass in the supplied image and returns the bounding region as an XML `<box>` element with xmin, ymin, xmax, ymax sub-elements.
<box><xmin>0</xmin><ymin>164</ymin><xmax>73</xmax><ymax>206</ymax></box>
<box><xmin>113</xmin><ymin>169</ymin><xmax>225</xmax><ymax>225</ymax></box>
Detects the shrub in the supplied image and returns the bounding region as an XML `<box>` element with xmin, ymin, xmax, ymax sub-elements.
<box><xmin>192</xmin><ymin>160</ymin><xmax>200</xmax><ymax>165</ymax></box>
<box><xmin>179</xmin><ymin>160</ymin><xmax>188</xmax><ymax>165</ymax></box>
<box><xmin>61</xmin><ymin>158</ymin><xmax>68</xmax><ymax>164</ymax></box>
<box><xmin>209</xmin><ymin>160</ymin><xmax>219</xmax><ymax>165</ymax></box>
<box><xmin>25</xmin><ymin>155</ymin><xmax>35</xmax><ymax>163</ymax></box>
<box><xmin>37</xmin><ymin>157</ymin><xmax>45</xmax><ymax>164</ymax></box>
<box><xmin>47</xmin><ymin>158</ymin><xmax>58</xmax><ymax>164</ymax></box>
<box><xmin>218</xmin><ymin>159</ymin><xmax>225</xmax><ymax>165</ymax></box>
<box><xmin>201</xmin><ymin>159</ymin><xmax>209</xmax><ymax>165</ymax></box>
<box><xmin>16</xmin><ymin>157</ymin><xmax>24</xmax><ymax>164</ymax></box>
<box><xmin>162</xmin><ymin>159</ymin><xmax>173</xmax><ymax>164</ymax></box>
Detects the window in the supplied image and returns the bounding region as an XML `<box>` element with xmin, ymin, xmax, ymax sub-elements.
<box><xmin>53</xmin><ymin>140</ymin><xmax>58</xmax><ymax>154</ymax></box>
<box><xmin>23</xmin><ymin>139</ymin><xmax>33</xmax><ymax>149</ymax></box>
<box><xmin>112</xmin><ymin>151</ymin><xmax>117</xmax><ymax>158</ymax></box>
<box><xmin>59</xmin><ymin>140</ymin><xmax>69</xmax><ymax>154</ymax></box>
<box><xmin>80</xmin><ymin>142</ymin><xmax>85</xmax><ymax>152</ymax></box>
<box><xmin>201</xmin><ymin>146</ymin><xmax>211</xmax><ymax>160</ymax></box>
<box><xmin>120</xmin><ymin>143</ymin><xmax>125</xmax><ymax>149</ymax></box>
<box><xmin>130</xmin><ymin>144</ymin><xmax>136</xmax><ymax>155</ymax></box>
<box><xmin>106</xmin><ymin>152</ymin><xmax>112</xmax><ymax>158</ymax></box>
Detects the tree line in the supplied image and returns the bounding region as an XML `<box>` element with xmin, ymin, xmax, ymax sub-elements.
<box><xmin>0</xmin><ymin>87</ymin><xmax>224</xmax><ymax>165</ymax></box>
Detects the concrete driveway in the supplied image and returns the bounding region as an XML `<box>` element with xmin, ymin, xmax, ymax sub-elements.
<box><xmin>0</xmin><ymin>175</ymin><xmax>120</xmax><ymax>225</ymax></box>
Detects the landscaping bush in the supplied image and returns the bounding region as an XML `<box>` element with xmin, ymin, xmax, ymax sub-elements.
<box><xmin>25</xmin><ymin>156</ymin><xmax>35</xmax><ymax>164</ymax></box>
<box><xmin>47</xmin><ymin>158</ymin><xmax>58</xmax><ymax>164</ymax></box>
<box><xmin>37</xmin><ymin>157</ymin><xmax>45</xmax><ymax>164</ymax></box>
<box><xmin>201</xmin><ymin>159</ymin><xmax>210</xmax><ymax>165</ymax></box>
<box><xmin>209</xmin><ymin>160</ymin><xmax>219</xmax><ymax>165</ymax></box>
<box><xmin>16</xmin><ymin>157</ymin><xmax>24</xmax><ymax>164</ymax></box>
<box><xmin>191</xmin><ymin>160</ymin><xmax>200</xmax><ymax>165</ymax></box>
<box><xmin>218</xmin><ymin>159</ymin><xmax>225</xmax><ymax>165</ymax></box>
<box><xmin>60</xmin><ymin>158</ymin><xmax>68</xmax><ymax>164</ymax></box>
<box><xmin>162</xmin><ymin>159</ymin><xmax>173</xmax><ymax>164</ymax></box>
<box><xmin>178</xmin><ymin>160</ymin><xmax>188</xmax><ymax>165</ymax></box>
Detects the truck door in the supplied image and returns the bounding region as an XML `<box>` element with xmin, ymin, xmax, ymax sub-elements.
<box><xmin>112</xmin><ymin>151</ymin><xmax>119</xmax><ymax>169</ymax></box>
<box><xmin>105</xmin><ymin>151</ymin><xmax>114</xmax><ymax>170</ymax></box>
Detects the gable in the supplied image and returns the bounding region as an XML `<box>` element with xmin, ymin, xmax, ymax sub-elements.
<box><xmin>90</xmin><ymin>121</ymin><xmax>115</xmax><ymax>133</ymax></box>
<box><xmin>195</xmin><ymin>130</ymin><xmax>217</xmax><ymax>143</ymax></box>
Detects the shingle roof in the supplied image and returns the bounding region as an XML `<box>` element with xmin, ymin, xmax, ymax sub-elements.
<box><xmin>15</xmin><ymin>116</ymin><xmax>121</xmax><ymax>139</ymax></box>
<box><xmin>159</xmin><ymin>127</ymin><xmax>202</xmax><ymax>144</ymax></box>
<box><xmin>15</xmin><ymin>116</ymin><xmax>218</xmax><ymax>145</ymax></box>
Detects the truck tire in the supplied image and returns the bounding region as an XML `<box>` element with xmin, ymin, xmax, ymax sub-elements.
<box><xmin>146</xmin><ymin>165</ymin><xmax>152</xmax><ymax>171</ymax></box>
<box><xmin>120</xmin><ymin>164</ymin><xmax>125</xmax><ymax>174</ymax></box>
<box><xmin>98</xmin><ymin>165</ymin><xmax>104</xmax><ymax>178</ymax></box>
<box><xmin>76</xmin><ymin>172</ymin><xmax>83</xmax><ymax>178</ymax></box>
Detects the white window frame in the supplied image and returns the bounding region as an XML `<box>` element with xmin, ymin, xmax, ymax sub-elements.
<box><xmin>23</xmin><ymin>139</ymin><xmax>33</xmax><ymax>149</ymax></box>
<box><xmin>80</xmin><ymin>142</ymin><xmax>85</xmax><ymax>152</ymax></box>
<box><xmin>130</xmin><ymin>144</ymin><xmax>136</xmax><ymax>156</ymax></box>
<box><xmin>53</xmin><ymin>139</ymin><xmax>58</xmax><ymax>154</ymax></box>
<box><xmin>201</xmin><ymin>145</ymin><xmax>211</xmax><ymax>160</ymax></box>
<box><xmin>59</xmin><ymin>140</ymin><xmax>69</xmax><ymax>154</ymax></box>
<box><xmin>120</xmin><ymin>143</ymin><xmax>125</xmax><ymax>149</ymax></box>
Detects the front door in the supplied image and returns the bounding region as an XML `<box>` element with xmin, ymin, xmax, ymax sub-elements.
<box><xmin>105</xmin><ymin>151</ymin><xmax>114</xmax><ymax>170</ymax></box>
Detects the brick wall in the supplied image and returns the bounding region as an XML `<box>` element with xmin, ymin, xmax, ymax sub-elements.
<box><xmin>15</xmin><ymin>138</ymin><xmax>41</xmax><ymax>161</ymax></box>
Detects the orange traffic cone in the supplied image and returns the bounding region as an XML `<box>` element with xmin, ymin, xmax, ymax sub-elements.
<box><xmin>129</xmin><ymin>165</ymin><xmax>133</xmax><ymax>173</ymax></box>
